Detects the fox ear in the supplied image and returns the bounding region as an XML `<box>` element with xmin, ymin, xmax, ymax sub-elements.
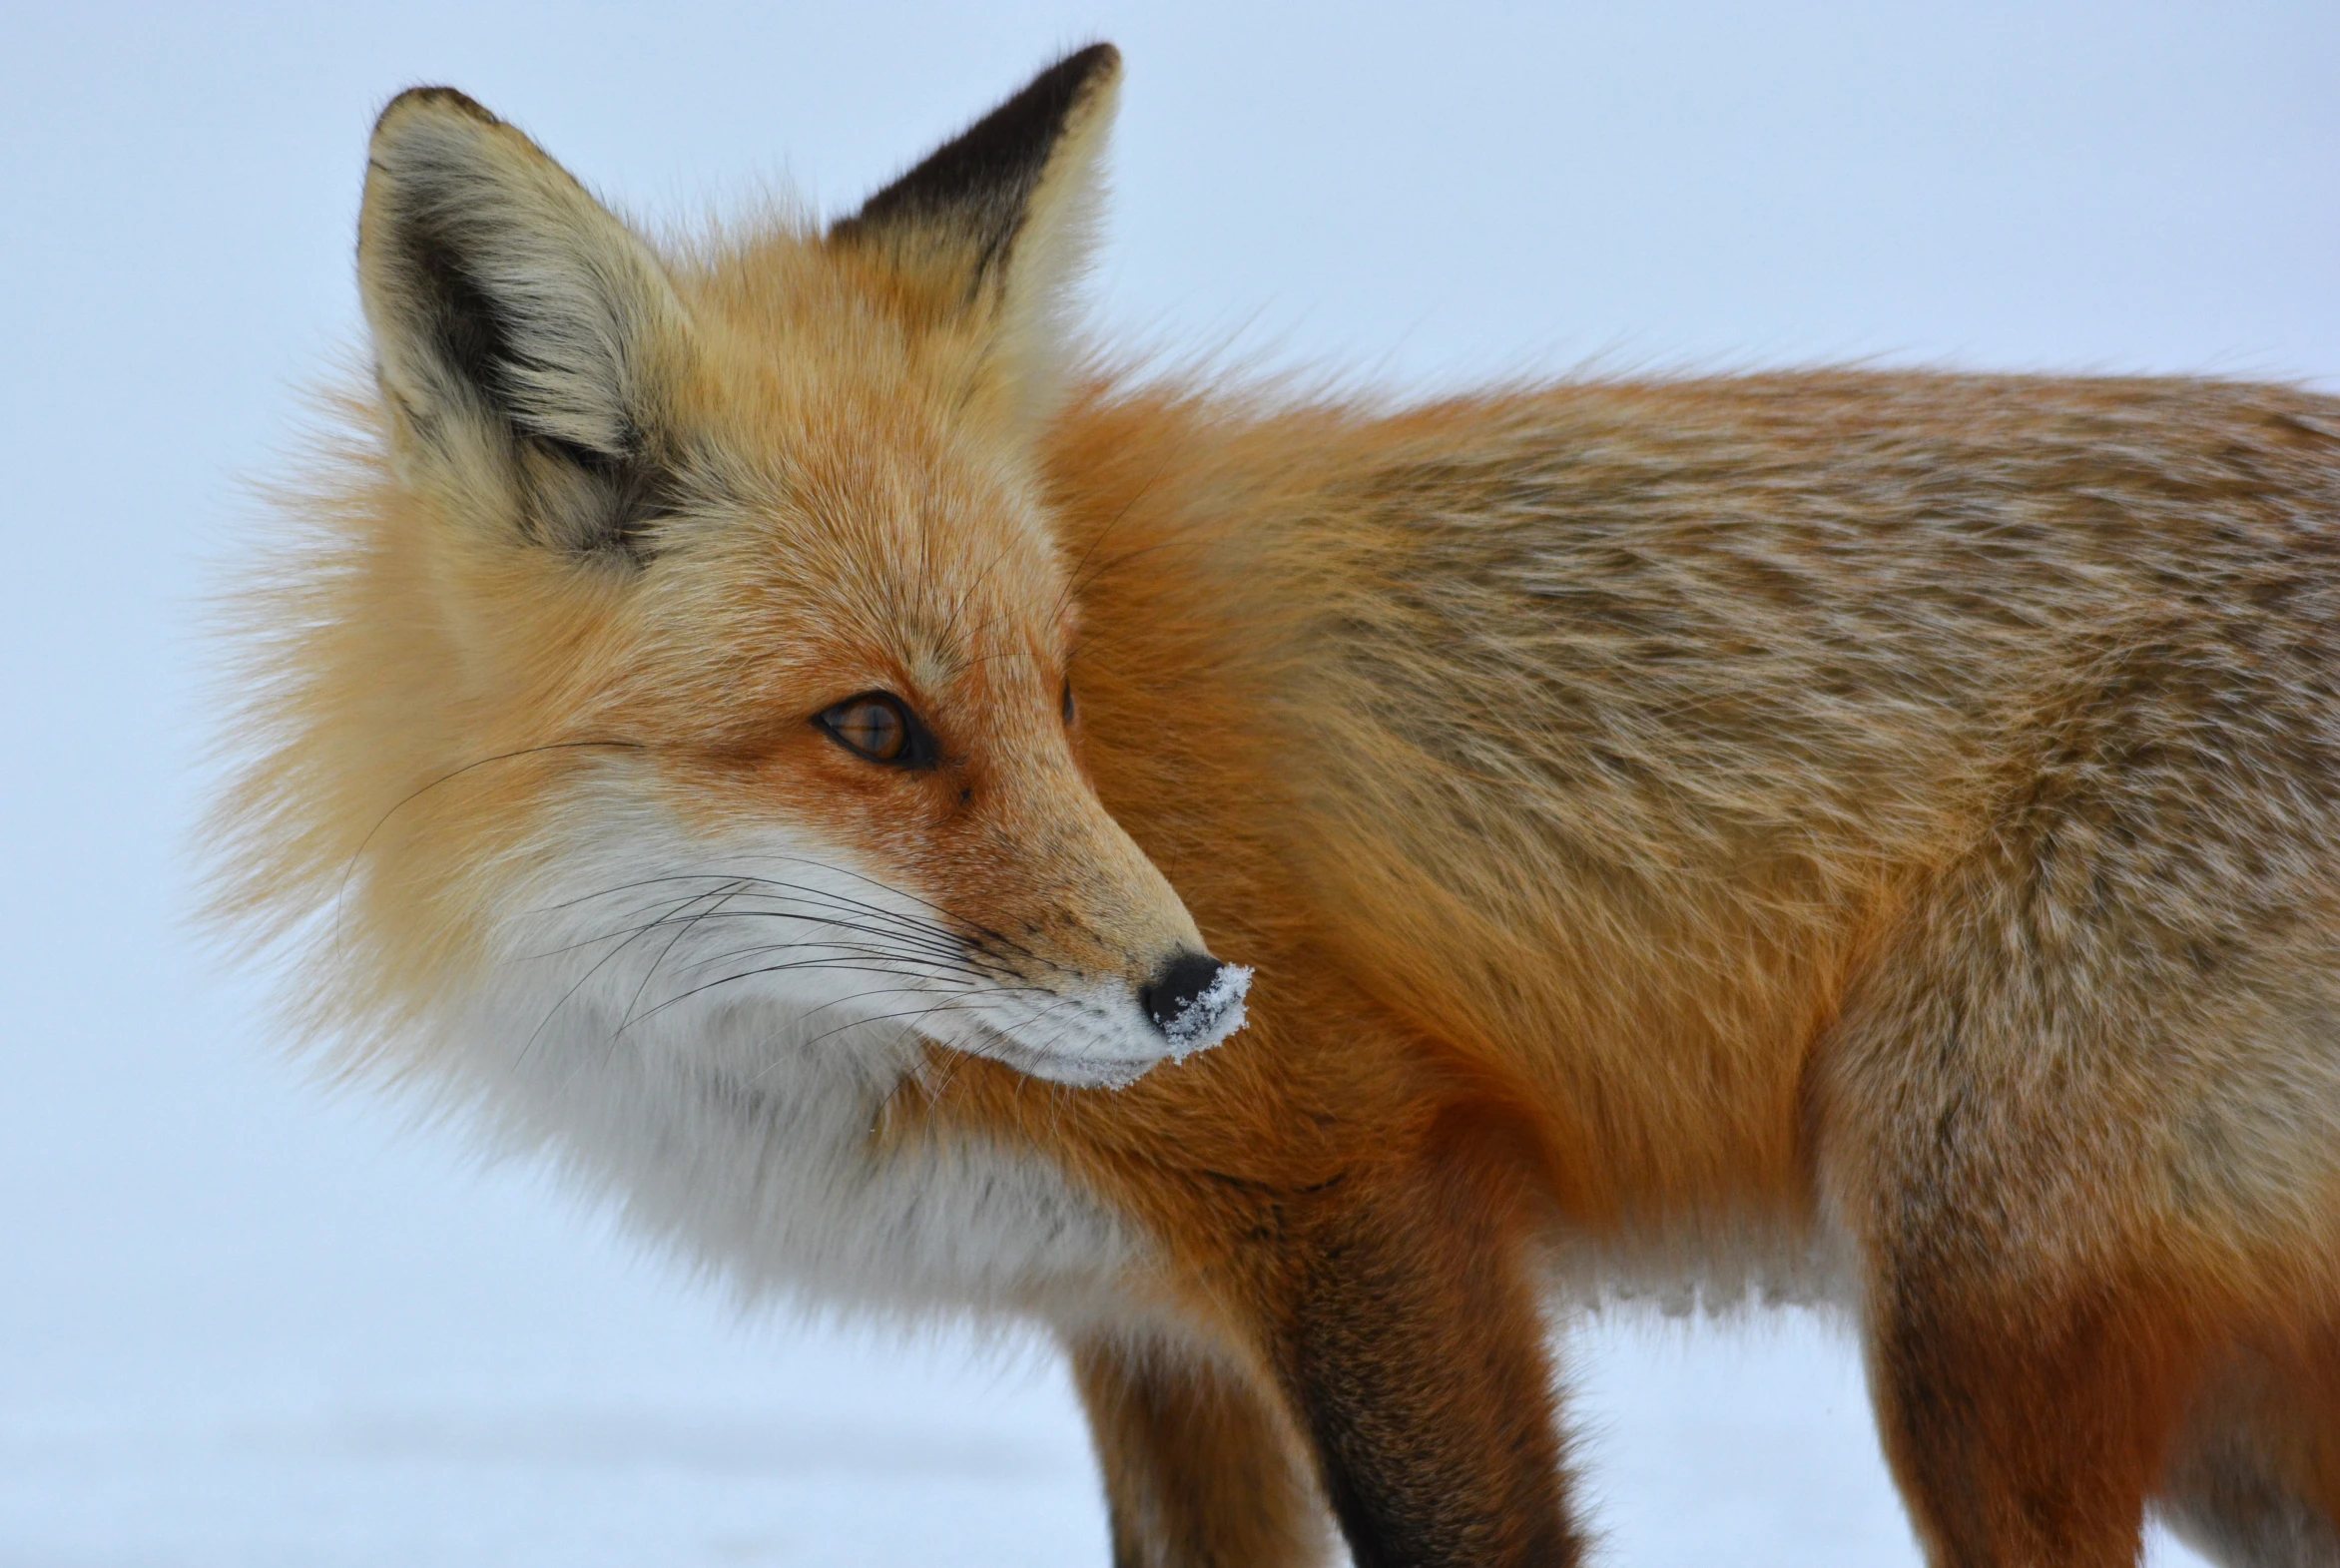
<box><xmin>830</xmin><ymin>44</ymin><xmax>1120</xmax><ymax>424</ymax></box>
<box><xmin>357</xmin><ymin>88</ymin><xmax>691</xmax><ymax>559</ymax></box>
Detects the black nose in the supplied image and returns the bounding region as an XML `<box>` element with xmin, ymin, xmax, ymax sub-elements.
<box><xmin>1141</xmin><ymin>951</ymin><xmax>1226</xmax><ymax>1033</ymax></box>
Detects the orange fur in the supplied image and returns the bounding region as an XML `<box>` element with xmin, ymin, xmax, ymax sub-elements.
<box><xmin>213</xmin><ymin>47</ymin><xmax>2340</xmax><ymax>1568</ymax></box>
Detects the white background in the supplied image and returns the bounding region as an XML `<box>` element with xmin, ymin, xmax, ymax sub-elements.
<box><xmin>4</xmin><ymin>3</ymin><xmax>2335</xmax><ymax>1563</ymax></box>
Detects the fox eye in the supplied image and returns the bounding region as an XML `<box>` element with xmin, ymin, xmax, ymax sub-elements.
<box><xmin>815</xmin><ymin>693</ymin><xmax>937</xmax><ymax>769</ymax></box>
<box><xmin>1061</xmin><ymin>678</ymin><xmax>1076</xmax><ymax>726</ymax></box>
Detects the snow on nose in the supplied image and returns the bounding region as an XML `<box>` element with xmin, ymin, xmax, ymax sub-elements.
<box><xmin>1139</xmin><ymin>951</ymin><xmax>1253</xmax><ymax>1059</ymax></box>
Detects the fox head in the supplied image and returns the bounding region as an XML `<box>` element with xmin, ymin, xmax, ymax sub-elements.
<box><xmin>220</xmin><ymin>46</ymin><xmax>1248</xmax><ymax>1098</ymax></box>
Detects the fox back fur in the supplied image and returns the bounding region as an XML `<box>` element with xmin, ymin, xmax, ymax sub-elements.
<box><xmin>213</xmin><ymin>44</ymin><xmax>2340</xmax><ymax>1568</ymax></box>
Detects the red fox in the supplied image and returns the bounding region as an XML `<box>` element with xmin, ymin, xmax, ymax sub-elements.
<box><xmin>211</xmin><ymin>43</ymin><xmax>2340</xmax><ymax>1567</ymax></box>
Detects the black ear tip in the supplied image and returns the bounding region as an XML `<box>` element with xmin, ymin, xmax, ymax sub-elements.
<box><xmin>1029</xmin><ymin>43</ymin><xmax>1121</xmax><ymax>113</ymax></box>
<box><xmin>374</xmin><ymin>85</ymin><xmax>499</xmax><ymax>138</ymax></box>
<box><xmin>836</xmin><ymin>42</ymin><xmax>1125</xmax><ymax>248</ymax></box>
<box><xmin>1060</xmin><ymin>41</ymin><xmax>1122</xmax><ymax>85</ymax></box>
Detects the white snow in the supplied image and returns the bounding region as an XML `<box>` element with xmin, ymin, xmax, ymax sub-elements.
<box><xmin>1158</xmin><ymin>962</ymin><xmax>1252</xmax><ymax>1058</ymax></box>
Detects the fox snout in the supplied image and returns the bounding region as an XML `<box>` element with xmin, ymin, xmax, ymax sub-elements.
<box><xmin>930</xmin><ymin>791</ymin><xmax>1253</xmax><ymax>1088</ymax></box>
<box><xmin>926</xmin><ymin>928</ymin><xmax>1251</xmax><ymax>1090</ymax></box>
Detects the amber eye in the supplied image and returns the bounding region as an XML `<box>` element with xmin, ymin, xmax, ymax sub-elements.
<box><xmin>815</xmin><ymin>693</ymin><xmax>937</xmax><ymax>769</ymax></box>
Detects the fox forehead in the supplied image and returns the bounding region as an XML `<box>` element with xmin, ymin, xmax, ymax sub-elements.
<box><xmin>621</xmin><ymin>415</ymin><xmax>1071</xmax><ymax>742</ymax></box>
<box><xmin>569</xmin><ymin>237</ymin><xmax>1073</xmax><ymax>705</ymax></box>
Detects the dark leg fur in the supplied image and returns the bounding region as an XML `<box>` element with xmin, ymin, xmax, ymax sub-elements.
<box><xmin>1070</xmin><ymin>1335</ymin><xmax>1330</xmax><ymax>1568</ymax></box>
<box><xmin>1261</xmin><ymin>1146</ymin><xmax>1581</xmax><ymax>1568</ymax></box>
<box><xmin>2160</xmin><ymin>1448</ymin><xmax>2340</xmax><ymax>1567</ymax></box>
<box><xmin>1866</xmin><ymin>1268</ymin><xmax>2205</xmax><ymax>1567</ymax></box>
<box><xmin>2156</xmin><ymin>1331</ymin><xmax>2340</xmax><ymax>1567</ymax></box>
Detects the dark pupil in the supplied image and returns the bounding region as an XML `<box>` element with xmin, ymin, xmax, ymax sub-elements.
<box><xmin>1062</xmin><ymin>680</ymin><xmax>1075</xmax><ymax>724</ymax></box>
<box><xmin>834</xmin><ymin>700</ymin><xmax>904</xmax><ymax>761</ymax></box>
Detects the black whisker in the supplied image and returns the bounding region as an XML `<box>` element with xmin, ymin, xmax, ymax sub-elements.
<box><xmin>698</xmin><ymin>852</ymin><xmax>1060</xmax><ymax>970</ymax></box>
<box><xmin>334</xmin><ymin>739</ymin><xmax>645</xmax><ymax>961</ymax></box>
<box><xmin>616</xmin><ymin>878</ymin><xmax>760</xmax><ymax>1034</ymax></box>
<box><xmin>617</xmin><ymin>963</ymin><xmax>1058</xmax><ymax>1034</ymax></box>
<box><xmin>519</xmin><ymin>879</ymin><xmax>742</xmax><ymax>1064</ymax></box>
<box><xmin>667</xmin><ymin>937</ymin><xmax>986</xmax><ymax>986</ymax></box>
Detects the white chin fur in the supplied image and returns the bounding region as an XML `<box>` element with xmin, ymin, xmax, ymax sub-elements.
<box><xmin>957</xmin><ymin>1023</ymin><xmax>1172</xmax><ymax>1090</ymax></box>
<box><xmin>957</xmin><ymin>965</ymin><xmax>1253</xmax><ymax>1088</ymax></box>
<box><xmin>415</xmin><ymin>788</ymin><xmax>1157</xmax><ymax>1315</ymax></box>
<box><xmin>915</xmin><ymin>978</ymin><xmax>1224</xmax><ymax>1089</ymax></box>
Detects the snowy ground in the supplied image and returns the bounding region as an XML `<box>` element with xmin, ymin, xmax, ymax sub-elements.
<box><xmin>4</xmin><ymin>3</ymin><xmax>2331</xmax><ymax>1562</ymax></box>
<box><xmin>0</xmin><ymin>1034</ymin><xmax>2206</xmax><ymax>1565</ymax></box>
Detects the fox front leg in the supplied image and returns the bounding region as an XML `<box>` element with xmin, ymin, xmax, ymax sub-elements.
<box><xmin>1245</xmin><ymin>1149</ymin><xmax>1583</xmax><ymax>1568</ymax></box>
<box><xmin>1070</xmin><ymin>1334</ymin><xmax>1331</xmax><ymax>1568</ymax></box>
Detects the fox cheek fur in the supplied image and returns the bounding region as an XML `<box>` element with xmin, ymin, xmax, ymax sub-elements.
<box><xmin>217</xmin><ymin>41</ymin><xmax>2340</xmax><ymax>1568</ymax></box>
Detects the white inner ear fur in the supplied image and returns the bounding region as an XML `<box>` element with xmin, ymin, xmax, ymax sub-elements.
<box><xmin>991</xmin><ymin>72</ymin><xmax>1117</xmax><ymax>433</ymax></box>
<box><xmin>359</xmin><ymin>100</ymin><xmax>692</xmax><ymax>457</ymax></box>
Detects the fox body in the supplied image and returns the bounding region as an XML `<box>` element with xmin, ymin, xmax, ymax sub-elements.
<box><xmin>214</xmin><ymin>46</ymin><xmax>2340</xmax><ymax>1568</ymax></box>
